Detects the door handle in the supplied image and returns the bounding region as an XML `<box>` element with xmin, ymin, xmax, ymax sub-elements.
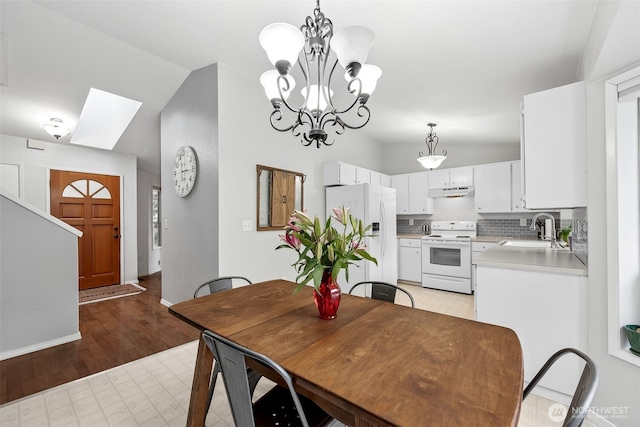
<box><xmin>114</xmin><ymin>234</ymin><xmax>120</xmax><ymax>238</ymax></box>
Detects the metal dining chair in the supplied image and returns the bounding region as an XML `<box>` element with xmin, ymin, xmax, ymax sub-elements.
<box><xmin>193</xmin><ymin>275</ymin><xmax>252</xmax><ymax>298</ymax></box>
<box><xmin>202</xmin><ymin>329</ymin><xmax>334</xmax><ymax>427</ymax></box>
<box><xmin>523</xmin><ymin>348</ymin><xmax>599</xmax><ymax>427</ymax></box>
<box><xmin>348</xmin><ymin>281</ymin><xmax>416</xmax><ymax>308</ymax></box>
<box><xmin>193</xmin><ymin>276</ymin><xmax>259</xmax><ymax>414</ymax></box>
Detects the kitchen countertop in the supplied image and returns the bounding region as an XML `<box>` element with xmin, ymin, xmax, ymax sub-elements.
<box><xmin>474</xmin><ymin>242</ymin><xmax>587</xmax><ymax>276</ymax></box>
<box><xmin>472</xmin><ymin>236</ymin><xmax>507</xmax><ymax>243</ymax></box>
<box><xmin>397</xmin><ymin>234</ymin><xmax>425</xmax><ymax>239</ymax></box>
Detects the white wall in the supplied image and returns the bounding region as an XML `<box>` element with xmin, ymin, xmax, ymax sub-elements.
<box><xmin>578</xmin><ymin>1</ymin><xmax>640</xmax><ymax>425</ymax></box>
<box><xmin>1</xmin><ymin>194</ymin><xmax>80</xmax><ymax>359</ymax></box>
<box><xmin>160</xmin><ymin>64</ymin><xmax>221</xmax><ymax>305</ymax></box>
<box><xmin>381</xmin><ymin>142</ymin><xmax>521</xmax><ymax>175</ymax></box>
<box><xmin>0</xmin><ymin>135</ymin><xmax>139</xmax><ymax>284</ymax></box>
<box><xmin>217</xmin><ymin>64</ymin><xmax>385</xmax><ymax>285</ymax></box>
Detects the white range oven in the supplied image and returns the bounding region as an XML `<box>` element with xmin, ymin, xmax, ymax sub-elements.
<box><xmin>421</xmin><ymin>220</ymin><xmax>476</xmax><ymax>294</ymax></box>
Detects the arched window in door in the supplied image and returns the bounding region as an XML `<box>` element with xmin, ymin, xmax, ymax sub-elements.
<box><xmin>62</xmin><ymin>179</ymin><xmax>112</xmax><ymax>199</ymax></box>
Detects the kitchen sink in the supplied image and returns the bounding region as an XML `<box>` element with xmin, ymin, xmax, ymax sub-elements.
<box><xmin>501</xmin><ymin>240</ymin><xmax>570</xmax><ymax>250</ymax></box>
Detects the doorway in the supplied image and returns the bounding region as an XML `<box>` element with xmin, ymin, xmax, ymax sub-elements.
<box><xmin>50</xmin><ymin>170</ymin><xmax>121</xmax><ymax>290</ymax></box>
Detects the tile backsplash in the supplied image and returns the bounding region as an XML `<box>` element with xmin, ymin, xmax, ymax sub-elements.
<box><xmin>396</xmin><ymin>213</ymin><xmax>588</xmax><ymax>267</ymax></box>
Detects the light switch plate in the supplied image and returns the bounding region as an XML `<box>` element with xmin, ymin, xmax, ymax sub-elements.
<box><xmin>242</xmin><ymin>220</ymin><xmax>251</xmax><ymax>232</ymax></box>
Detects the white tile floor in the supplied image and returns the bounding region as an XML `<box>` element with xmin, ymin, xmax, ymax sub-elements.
<box><xmin>0</xmin><ymin>285</ymin><xmax>596</xmax><ymax>427</ymax></box>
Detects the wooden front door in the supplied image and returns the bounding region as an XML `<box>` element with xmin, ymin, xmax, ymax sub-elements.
<box><xmin>50</xmin><ymin>170</ymin><xmax>121</xmax><ymax>290</ymax></box>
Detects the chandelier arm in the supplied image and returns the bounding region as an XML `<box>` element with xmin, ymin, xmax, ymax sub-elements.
<box><xmin>323</xmin><ymin>105</ymin><xmax>371</xmax><ymax>130</ymax></box>
<box><xmin>269</xmin><ymin>109</ymin><xmax>296</xmax><ymax>133</ymax></box>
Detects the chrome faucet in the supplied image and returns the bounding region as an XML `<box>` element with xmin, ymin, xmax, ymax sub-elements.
<box><xmin>529</xmin><ymin>212</ymin><xmax>558</xmax><ymax>247</ymax></box>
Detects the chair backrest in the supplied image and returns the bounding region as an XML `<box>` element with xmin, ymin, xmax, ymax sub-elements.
<box><xmin>348</xmin><ymin>281</ymin><xmax>416</xmax><ymax>308</ymax></box>
<box><xmin>523</xmin><ymin>348</ymin><xmax>599</xmax><ymax>427</ymax></box>
<box><xmin>202</xmin><ymin>329</ymin><xmax>312</xmax><ymax>427</ymax></box>
<box><xmin>193</xmin><ymin>276</ymin><xmax>252</xmax><ymax>298</ymax></box>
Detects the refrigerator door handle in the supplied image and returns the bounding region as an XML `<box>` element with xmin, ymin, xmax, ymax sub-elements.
<box><xmin>380</xmin><ymin>200</ymin><xmax>386</xmax><ymax>259</ymax></box>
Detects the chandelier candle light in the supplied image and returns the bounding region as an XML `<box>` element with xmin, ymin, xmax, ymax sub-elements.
<box><xmin>417</xmin><ymin>123</ymin><xmax>447</xmax><ymax>169</ymax></box>
<box><xmin>259</xmin><ymin>0</ymin><xmax>381</xmax><ymax>148</ymax></box>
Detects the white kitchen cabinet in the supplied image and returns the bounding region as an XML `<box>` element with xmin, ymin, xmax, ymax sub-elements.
<box><xmin>476</xmin><ymin>265</ymin><xmax>587</xmax><ymax>399</ymax></box>
<box><xmin>521</xmin><ymin>81</ymin><xmax>587</xmax><ymax>209</ymax></box>
<box><xmin>391</xmin><ymin>174</ymin><xmax>409</xmax><ymax>214</ymax></box>
<box><xmin>474</xmin><ymin>163</ymin><xmax>511</xmax><ymax>213</ymax></box>
<box><xmin>408</xmin><ymin>172</ymin><xmax>434</xmax><ymax>214</ymax></box>
<box><xmin>380</xmin><ymin>173</ymin><xmax>391</xmax><ymax>188</ymax></box>
<box><xmin>398</xmin><ymin>238</ymin><xmax>422</xmax><ymax>282</ymax></box>
<box><xmin>323</xmin><ymin>161</ymin><xmax>357</xmax><ymax>186</ymax></box>
<box><xmin>428</xmin><ymin>167</ymin><xmax>474</xmax><ymax>189</ymax></box>
<box><xmin>355</xmin><ymin>166</ymin><xmax>371</xmax><ymax>184</ymax></box>
<box><xmin>510</xmin><ymin>161</ymin><xmax>527</xmax><ymax>212</ymax></box>
<box><xmin>471</xmin><ymin>241</ymin><xmax>496</xmax><ymax>294</ymax></box>
<box><xmin>392</xmin><ymin>172</ymin><xmax>434</xmax><ymax>215</ymax></box>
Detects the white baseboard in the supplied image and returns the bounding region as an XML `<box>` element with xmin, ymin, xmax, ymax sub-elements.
<box><xmin>0</xmin><ymin>332</ymin><xmax>82</xmax><ymax>361</ymax></box>
<box><xmin>148</xmin><ymin>266</ymin><xmax>161</xmax><ymax>275</ymax></box>
<box><xmin>124</xmin><ymin>279</ymin><xmax>140</xmax><ymax>285</ymax></box>
<box><xmin>160</xmin><ymin>299</ymin><xmax>172</xmax><ymax>307</ymax></box>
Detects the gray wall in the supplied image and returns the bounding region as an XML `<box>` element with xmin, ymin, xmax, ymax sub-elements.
<box><xmin>578</xmin><ymin>1</ymin><xmax>640</xmax><ymax>425</ymax></box>
<box><xmin>0</xmin><ymin>194</ymin><xmax>80</xmax><ymax>359</ymax></box>
<box><xmin>160</xmin><ymin>64</ymin><xmax>220</xmax><ymax>304</ymax></box>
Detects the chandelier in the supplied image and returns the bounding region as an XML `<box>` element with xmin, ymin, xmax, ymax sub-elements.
<box><xmin>259</xmin><ymin>0</ymin><xmax>381</xmax><ymax>148</ymax></box>
<box><xmin>417</xmin><ymin>123</ymin><xmax>447</xmax><ymax>169</ymax></box>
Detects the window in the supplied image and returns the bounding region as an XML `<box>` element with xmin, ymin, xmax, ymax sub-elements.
<box><xmin>606</xmin><ymin>65</ymin><xmax>640</xmax><ymax>367</ymax></box>
<box><xmin>152</xmin><ymin>187</ymin><xmax>162</xmax><ymax>248</ymax></box>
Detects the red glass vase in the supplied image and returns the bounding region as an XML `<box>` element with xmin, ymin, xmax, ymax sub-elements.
<box><xmin>313</xmin><ymin>272</ymin><xmax>341</xmax><ymax>320</ymax></box>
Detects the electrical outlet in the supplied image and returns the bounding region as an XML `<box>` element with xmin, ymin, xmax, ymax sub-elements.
<box><xmin>520</xmin><ymin>218</ymin><xmax>527</xmax><ymax>226</ymax></box>
<box><xmin>242</xmin><ymin>220</ymin><xmax>252</xmax><ymax>232</ymax></box>
<box><xmin>409</xmin><ymin>219</ymin><xmax>414</xmax><ymax>226</ymax></box>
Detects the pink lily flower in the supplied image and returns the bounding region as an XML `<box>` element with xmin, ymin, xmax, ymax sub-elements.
<box><xmin>280</xmin><ymin>233</ymin><xmax>301</xmax><ymax>250</ymax></box>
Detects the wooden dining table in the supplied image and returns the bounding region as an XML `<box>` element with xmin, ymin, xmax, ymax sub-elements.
<box><xmin>169</xmin><ymin>279</ymin><xmax>524</xmax><ymax>427</ymax></box>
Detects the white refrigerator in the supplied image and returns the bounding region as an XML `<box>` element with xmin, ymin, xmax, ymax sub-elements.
<box><xmin>325</xmin><ymin>184</ymin><xmax>397</xmax><ymax>290</ymax></box>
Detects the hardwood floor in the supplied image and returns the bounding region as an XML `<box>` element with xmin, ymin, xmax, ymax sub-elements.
<box><xmin>0</xmin><ymin>272</ymin><xmax>200</xmax><ymax>405</ymax></box>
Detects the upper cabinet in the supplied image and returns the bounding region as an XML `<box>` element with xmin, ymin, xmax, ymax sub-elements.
<box><xmin>510</xmin><ymin>161</ymin><xmax>527</xmax><ymax>212</ymax></box>
<box><xmin>521</xmin><ymin>81</ymin><xmax>587</xmax><ymax>209</ymax></box>
<box><xmin>323</xmin><ymin>161</ymin><xmax>356</xmax><ymax>186</ymax></box>
<box><xmin>429</xmin><ymin>167</ymin><xmax>474</xmax><ymax>189</ymax></box>
<box><xmin>391</xmin><ymin>172</ymin><xmax>434</xmax><ymax>215</ymax></box>
<box><xmin>474</xmin><ymin>162</ymin><xmax>511</xmax><ymax>213</ymax></box>
<box><xmin>323</xmin><ymin>161</ymin><xmax>389</xmax><ymax>187</ymax></box>
<box><xmin>391</xmin><ymin>174</ymin><xmax>410</xmax><ymax>214</ymax></box>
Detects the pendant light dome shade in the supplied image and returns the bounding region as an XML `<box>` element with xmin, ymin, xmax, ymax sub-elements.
<box><xmin>417</xmin><ymin>155</ymin><xmax>447</xmax><ymax>169</ymax></box>
<box><xmin>259</xmin><ymin>23</ymin><xmax>305</xmax><ymax>74</ymax></box>
<box><xmin>330</xmin><ymin>26</ymin><xmax>375</xmax><ymax>76</ymax></box>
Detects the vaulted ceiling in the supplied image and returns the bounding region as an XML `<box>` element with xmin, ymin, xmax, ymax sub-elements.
<box><xmin>0</xmin><ymin>1</ymin><xmax>599</xmax><ymax>174</ymax></box>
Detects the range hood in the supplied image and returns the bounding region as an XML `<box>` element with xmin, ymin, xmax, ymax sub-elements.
<box><xmin>428</xmin><ymin>186</ymin><xmax>475</xmax><ymax>198</ymax></box>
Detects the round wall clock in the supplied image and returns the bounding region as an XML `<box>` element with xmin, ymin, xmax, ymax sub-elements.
<box><xmin>173</xmin><ymin>146</ymin><xmax>198</xmax><ymax>197</ymax></box>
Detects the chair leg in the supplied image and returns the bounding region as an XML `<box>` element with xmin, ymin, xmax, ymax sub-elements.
<box><xmin>206</xmin><ymin>362</ymin><xmax>220</xmax><ymax>413</ymax></box>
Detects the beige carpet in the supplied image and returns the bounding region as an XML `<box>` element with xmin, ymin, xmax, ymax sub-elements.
<box><xmin>78</xmin><ymin>283</ymin><xmax>146</xmax><ymax>305</ymax></box>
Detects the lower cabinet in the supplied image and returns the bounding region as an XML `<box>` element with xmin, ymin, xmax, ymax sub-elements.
<box><xmin>476</xmin><ymin>265</ymin><xmax>587</xmax><ymax>400</ymax></box>
<box><xmin>398</xmin><ymin>238</ymin><xmax>421</xmax><ymax>282</ymax></box>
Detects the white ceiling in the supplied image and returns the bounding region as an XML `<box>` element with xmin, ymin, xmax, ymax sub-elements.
<box><xmin>0</xmin><ymin>0</ymin><xmax>599</xmax><ymax>174</ymax></box>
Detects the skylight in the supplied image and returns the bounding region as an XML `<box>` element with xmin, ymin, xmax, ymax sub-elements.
<box><xmin>70</xmin><ymin>88</ymin><xmax>142</xmax><ymax>150</ymax></box>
